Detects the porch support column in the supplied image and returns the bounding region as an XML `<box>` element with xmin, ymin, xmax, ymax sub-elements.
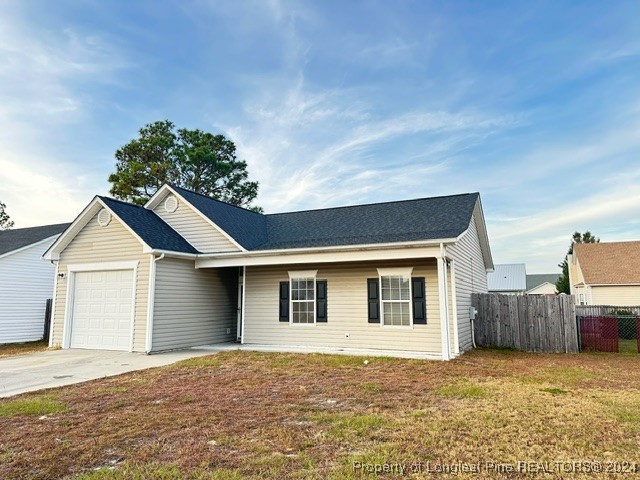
<box><xmin>240</xmin><ymin>266</ymin><xmax>247</xmax><ymax>344</ymax></box>
<box><xmin>449</xmin><ymin>259</ymin><xmax>460</xmax><ymax>356</ymax></box>
<box><xmin>437</xmin><ymin>248</ymin><xmax>452</xmax><ymax>361</ymax></box>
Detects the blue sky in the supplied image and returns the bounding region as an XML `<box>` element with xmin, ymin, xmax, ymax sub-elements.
<box><xmin>1</xmin><ymin>1</ymin><xmax>639</xmax><ymax>272</ymax></box>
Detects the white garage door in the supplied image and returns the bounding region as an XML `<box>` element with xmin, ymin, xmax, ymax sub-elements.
<box><xmin>70</xmin><ymin>269</ymin><xmax>134</xmax><ymax>350</ymax></box>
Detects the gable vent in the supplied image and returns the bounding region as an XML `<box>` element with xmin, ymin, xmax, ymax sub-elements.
<box><xmin>164</xmin><ymin>194</ymin><xmax>178</xmax><ymax>213</ymax></box>
<box><xmin>97</xmin><ymin>208</ymin><xmax>112</xmax><ymax>227</ymax></box>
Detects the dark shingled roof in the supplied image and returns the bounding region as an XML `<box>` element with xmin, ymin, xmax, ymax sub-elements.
<box><xmin>261</xmin><ymin>194</ymin><xmax>479</xmax><ymax>250</ymax></box>
<box><xmin>99</xmin><ymin>197</ymin><xmax>199</xmax><ymax>254</ymax></box>
<box><xmin>170</xmin><ymin>185</ymin><xmax>267</xmax><ymax>250</ymax></box>
<box><xmin>0</xmin><ymin>223</ymin><xmax>70</xmax><ymax>256</ymax></box>
<box><xmin>171</xmin><ymin>186</ymin><xmax>479</xmax><ymax>251</ymax></box>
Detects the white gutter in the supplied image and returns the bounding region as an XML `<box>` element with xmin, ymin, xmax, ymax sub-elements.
<box><xmin>145</xmin><ymin>253</ymin><xmax>165</xmax><ymax>353</ymax></box>
<box><xmin>146</xmin><ymin>249</ymin><xmax>197</xmax><ymax>259</ymax></box>
<box><xmin>195</xmin><ymin>237</ymin><xmax>459</xmax><ymax>260</ymax></box>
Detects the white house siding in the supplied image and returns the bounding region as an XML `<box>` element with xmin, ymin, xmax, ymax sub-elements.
<box><xmin>0</xmin><ymin>239</ymin><xmax>57</xmax><ymax>343</ymax></box>
<box><xmin>449</xmin><ymin>216</ymin><xmax>488</xmax><ymax>352</ymax></box>
<box><xmin>153</xmin><ymin>191</ymin><xmax>240</xmax><ymax>253</ymax></box>
<box><xmin>590</xmin><ymin>286</ymin><xmax>640</xmax><ymax>306</ymax></box>
<box><xmin>151</xmin><ymin>258</ymin><xmax>237</xmax><ymax>351</ymax></box>
<box><xmin>51</xmin><ymin>213</ymin><xmax>150</xmax><ymax>351</ymax></box>
<box><xmin>243</xmin><ymin>259</ymin><xmax>446</xmax><ymax>355</ymax></box>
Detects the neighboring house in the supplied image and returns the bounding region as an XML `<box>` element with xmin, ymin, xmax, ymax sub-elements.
<box><xmin>487</xmin><ymin>264</ymin><xmax>526</xmax><ymax>295</ymax></box>
<box><xmin>0</xmin><ymin>223</ymin><xmax>70</xmax><ymax>344</ymax></box>
<box><xmin>526</xmin><ymin>274</ymin><xmax>560</xmax><ymax>295</ymax></box>
<box><xmin>43</xmin><ymin>184</ymin><xmax>493</xmax><ymax>360</ymax></box>
<box><xmin>568</xmin><ymin>241</ymin><xmax>640</xmax><ymax>306</ymax></box>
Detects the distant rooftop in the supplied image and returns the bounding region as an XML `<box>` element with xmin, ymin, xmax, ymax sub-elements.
<box><xmin>0</xmin><ymin>223</ymin><xmax>70</xmax><ymax>256</ymax></box>
<box><xmin>526</xmin><ymin>273</ymin><xmax>560</xmax><ymax>291</ymax></box>
<box><xmin>574</xmin><ymin>241</ymin><xmax>640</xmax><ymax>285</ymax></box>
<box><xmin>488</xmin><ymin>264</ymin><xmax>527</xmax><ymax>292</ymax></box>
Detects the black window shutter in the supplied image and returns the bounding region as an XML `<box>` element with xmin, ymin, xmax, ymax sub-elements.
<box><xmin>412</xmin><ymin>277</ymin><xmax>427</xmax><ymax>324</ymax></box>
<box><xmin>279</xmin><ymin>281</ymin><xmax>289</xmax><ymax>322</ymax></box>
<box><xmin>367</xmin><ymin>278</ymin><xmax>380</xmax><ymax>323</ymax></box>
<box><xmin>316</xmin><ymin>280</ymin><xmax>327</xmax><ymax>322</ymax></box>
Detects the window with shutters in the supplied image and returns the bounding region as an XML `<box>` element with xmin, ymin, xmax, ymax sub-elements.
<box><xmin>289</xmin><ymin>270</ymin><xmax>317</xmax><ymax>324</ymax></box>
<box><xmin>368</xmin><ymin>268</ymin><xmax>426</xmax><ymax>326</ymax></box>
<box><xmin>381</xmin><ymin>275</ymin><xmax>411</xmax><ymax>326</ymax></box>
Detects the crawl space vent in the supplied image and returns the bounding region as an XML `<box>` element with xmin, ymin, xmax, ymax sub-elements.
<box><xmin>164</xmin><ymin>194</ymin><xmax>179</xmax><ymax>213</ymax></box>
<box><xmin>97</xmin><ymin>208</ymin><xmax>111</xmax><ymax>227</ymax></box>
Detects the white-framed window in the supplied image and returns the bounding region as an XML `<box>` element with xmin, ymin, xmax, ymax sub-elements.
<box><xmin>579</xmin><ymin>293</ymin><xmax>585</xmax><ymax>305</ymax></box>
<box><xmin>289</xmin><ymin>270</ymin><xmax>317</xmax><ymax>324</ymax></box>
<box><xmin>378</xmin><ymin>267</ymin><xmax>413</xmax><ymax>327</ymax></box>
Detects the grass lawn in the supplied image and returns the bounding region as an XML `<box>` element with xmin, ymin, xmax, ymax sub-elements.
<box><xmin>1</xmin><ymin>349</ymin><xmax>639</xmax><ymax>479</ymax></box>
<box><xmin>0</xmin><ymin>340</ymin><xmax>48</xmax><ymax>358</ymax></box>
<box><xmin>619</xmin><ymin>338</ymin><xmax>638</xmax><ymax>355</ymax></box>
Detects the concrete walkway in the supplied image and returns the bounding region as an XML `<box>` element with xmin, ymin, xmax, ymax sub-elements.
<box><xmin>0</xmin><ymin>347</ymin><xmax>217</xmax><ymax>398</ymax></box>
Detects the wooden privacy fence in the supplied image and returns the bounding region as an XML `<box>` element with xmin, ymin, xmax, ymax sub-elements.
<box><xmin>471</xmin><ymin>294</ymin><xmax>579</xmax><ymax>353</ymax></box>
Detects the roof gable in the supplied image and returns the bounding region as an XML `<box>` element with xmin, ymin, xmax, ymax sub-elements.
<box><xmin>98</xmin><ymin>197</ymin><xmax>198</xmax><ymax>254</ymax></box>
<box><xmin>574</xmin><ymin>241</ymin><xmax>640</xmax><ymax>285</ymax></box>
<box><xmin>0</xmin><ymin>223</ymin><xmax>70</xmax><ymax>257</ymax></box>
<box><xmin>147</xmin><ymin>185</ymin><xmax>254</xmax><ymax>251</ymax></box>
<box><xmin>44</xmin><ymin>197</ymin><xmax>198</xmax><ymax>260</ymax></box>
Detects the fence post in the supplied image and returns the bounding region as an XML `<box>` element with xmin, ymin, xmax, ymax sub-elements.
<box><xmin>43</xmin><ymin>298</ymin><xmax>53</xmax><ymax>342</ymax></box>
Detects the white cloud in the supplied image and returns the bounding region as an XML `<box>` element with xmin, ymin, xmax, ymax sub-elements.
<box><xmin>0</xmin><ymin>4</ymin><xmax>128</xmax><ymax>227</ymax></box>
<box><xmin>225</xmin><ymin>77</ymin><xmax>515</xmax><ymax>213</ymax></box>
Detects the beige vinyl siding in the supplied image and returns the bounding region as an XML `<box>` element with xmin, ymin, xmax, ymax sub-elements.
<box><xmin>527</xmin><ymin>283</ymin><xmax>557</xmax><ymax>295</ymax></box>
<box><xmin>243</xmin><ymin>259</ymin><xmax>444</xmax><ymax>355</ymax></box>
<box><xmin>449</xmin><ymin>215</ymin><xmax>488</xmax><ymax>352</ymax></box>
<box><xmin>153</xmin><ymin>192</ymin><xmax>240</xmax><ymax>253</ymax></box>
<box><xmin>590</xmin><ymin>286</ymin><xmax>640</xmax><ymax>306</ymax></box>
<box><xmin>51</xmin><ymin>213</ymin><xmax>150</xmax><ymax>352</ymax></box>
<box><xmin>151</xmin><ymin>258</ymin><xmax>237</xmax><ymax>351</ymax></box>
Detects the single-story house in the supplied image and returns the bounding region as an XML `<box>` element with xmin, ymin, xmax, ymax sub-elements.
<box><xmin>0</xmin><ymin>223</ymin><xmax>70</xmax><ymax>343</ymax></box>
<box><xmin>568</xmin><ymin>241</ymin><xmax>640</xmax><ymax>306</ymax></box>
<box><xmin>43</xmin><ymin>184</ymin><xmax>493</xmax><ymax>360</ymax></box>
<box><xmin>487</xmin><ymin>264</ymin><xmax>526</xmax><ymax>295</ymax></box>
<box><xmin>525</xmin><ymin>274</ymin><xmax>560</xmax><ymax>295</ymax></box>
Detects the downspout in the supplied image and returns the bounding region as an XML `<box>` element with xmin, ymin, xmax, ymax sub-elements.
<box><xmin>145</xmin><ymin>253</ymin><xmax>165</xmax><ymax>353</ymax></box>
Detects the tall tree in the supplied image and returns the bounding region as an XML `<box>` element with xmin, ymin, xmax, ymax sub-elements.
<box><xmin>108</xmin><ymin>120</ymin><xmax>261</xmax><ymax>210</ymax></box>
<box><xmin>556</xmin><ymin>231</ymin><xmax>599</xmax><ymax>294</ymax></box>
<box><xmin>0</xmin><ymin>201</ymin><xmax>14</xmax><ymax>230</ymax></box>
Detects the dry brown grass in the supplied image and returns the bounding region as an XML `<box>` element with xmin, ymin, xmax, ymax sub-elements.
<box><xmin>1</xmin><ymin>349</ymin><xmax>639</xmax><ymax>479</ymax></box>
<box><xmin>0</xmin><ymin>340</ymin><xmax>48</xmax><ymax>358</ymax></box>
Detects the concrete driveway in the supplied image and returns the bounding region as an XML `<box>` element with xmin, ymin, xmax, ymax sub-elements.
<box><xmin>0</xmin><ymin>347</ymin><xmax>219</xmax><ymax>398</ymax></box>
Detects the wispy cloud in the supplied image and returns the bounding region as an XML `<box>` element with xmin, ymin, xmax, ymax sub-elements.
<box><xmin>226</xmin><ymin>75</ymin><xmax>517</xmax><ymax>212</ymax></box>
<box><xmin>0</xmin><ymin>3</ymin><xmax>129</xmax><ymax>226</ymax></box>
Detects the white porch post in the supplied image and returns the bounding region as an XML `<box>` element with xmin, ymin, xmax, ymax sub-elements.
<box><xmin>240</xmin><ymin>266</ymin><xmax>247</xmax><ymax>344</ymax></box>
<box><xmin>437</xmin><ymin>252</ymin><xmax>452</xmax><ymax>361</ymax></box>
<box><xmin>449</xmin><ymin>259</ymin><xmax>460</xmax><ymax>356</ymax></box>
